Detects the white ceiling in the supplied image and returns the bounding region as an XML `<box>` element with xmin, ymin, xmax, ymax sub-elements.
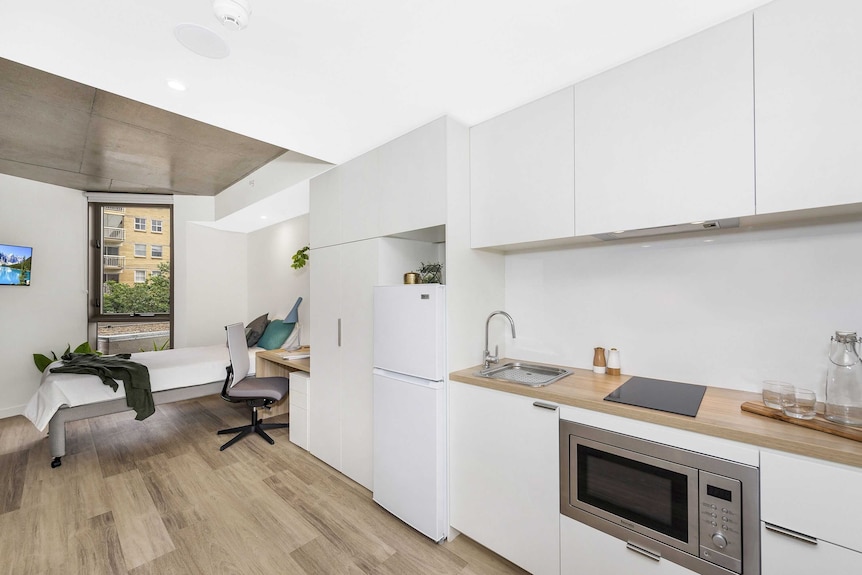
<box><xmin>0</xmin><ymin>0</ymin><xmax>772</xmax><ymax>166</ymax></box>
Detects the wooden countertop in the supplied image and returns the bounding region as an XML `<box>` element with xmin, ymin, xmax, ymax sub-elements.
<box><xmin>450</xmin><ymin>360</ymin><xmax>862</xmax><ymax>469</ymax></box>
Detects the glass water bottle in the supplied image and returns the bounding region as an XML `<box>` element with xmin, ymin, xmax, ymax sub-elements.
<box><xmin>825</xmin><ymin>331</ymin><xmax>862</xmax><ymax>426</ymax></box>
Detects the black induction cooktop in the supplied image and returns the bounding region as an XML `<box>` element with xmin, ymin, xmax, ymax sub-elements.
<box><xmin>604</xmin><ymin>376</ymin><xmax>707</xmax><ymax>417</ymax></box>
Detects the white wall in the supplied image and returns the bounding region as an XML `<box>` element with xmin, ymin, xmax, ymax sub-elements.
<box><xmin>0</xmin><ymin>175</ymin><xmax>87</xmax><ymax>418</ymax></box>
<box><xmin>247</xmin><ymin>214</ymin><xmax>311</xmax><ymax>343</ymax></box>
<box><xmin>505</xmin><ymin>219</ymin><xmax>862</xmax><ymax>398</ymax></box>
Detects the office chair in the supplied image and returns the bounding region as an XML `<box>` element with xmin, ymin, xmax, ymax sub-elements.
<box><xmin>218</xmin><ymin>322</ymin><xmax>290</xmax><ymax>451</ymax></box>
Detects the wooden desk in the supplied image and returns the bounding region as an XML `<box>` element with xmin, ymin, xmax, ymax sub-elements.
<box><xmin>255</xmin><ymin>346</ymin><xmax>310</xmax><ymax>418</ymax></box>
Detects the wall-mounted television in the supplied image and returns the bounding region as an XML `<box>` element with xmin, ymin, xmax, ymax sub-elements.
<box><xmin>0</xmin><ymin>243</ymin><xmax>32</xmax><ymax>286</ymax></box>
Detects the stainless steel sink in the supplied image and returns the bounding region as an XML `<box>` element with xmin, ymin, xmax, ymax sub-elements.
<box><xmin>474</xmin><ymin>362</ymin><xmax>571</xmax><ymax>387</ymax></box>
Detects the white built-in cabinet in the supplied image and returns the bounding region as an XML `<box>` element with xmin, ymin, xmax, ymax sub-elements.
<box><xmin>309</xmin><ymin>238</ymin><xmax>440</xmax><ymax>490</ymax></box>
<box><xmin>288</xmin><ymin>371</ymin><xmax>310</xmax><ymax>450</ymax></box>
<box><xmin>449</xmin><ymin>382</ymin><xmax>560</xmax><ymax>575</ymax></box>
<box><xmin>759</xmin><ymin>450</ymin><xmax>862</xmax><ymax>573</ymax></box>
<box><xmin>574</xmin><ymin>14</ymin><xmax>755</xmax><ymax>236</ymax></box>
<box><xmin>309</xmin><ymin>117</ymin><xmax>447</xmax><ymax>249</ymax></box>
<box><xmin>470</xmin><ymin>87</ymin><xmax>575</xmax><ymax>248</ymax></box>
<box><xmin>561</xmin><ymin>515</ymin><xmax>698</xmax><ymax>575</ymax></box>
<box><xmin>754</xmin><ymin>0</ymin><xmax>862</xmax><ymax>214</ymax></box>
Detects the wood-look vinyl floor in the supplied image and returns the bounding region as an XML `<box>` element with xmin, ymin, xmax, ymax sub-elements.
<box><xmin>0</xmin><ymin>395</ymin><xmax>529</xmax><ymax>575</ymax></box>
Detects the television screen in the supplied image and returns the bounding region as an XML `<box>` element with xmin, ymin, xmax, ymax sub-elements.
<box><xmin>0</xmin><ymin>243</ymin><xmax>32</xmax><ymax>286</ymax></box>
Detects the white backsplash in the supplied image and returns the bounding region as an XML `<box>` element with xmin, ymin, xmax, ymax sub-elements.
<box><xmin>505</xmin><ymin>219</ymin><xmax>862</xmax><ymax>397</ymax></box>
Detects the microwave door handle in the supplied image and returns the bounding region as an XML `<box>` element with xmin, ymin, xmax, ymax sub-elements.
<box><xmin>626</xmin><ymin>541</ymin><xmax>662</xmax><ymax>562</ymax></box>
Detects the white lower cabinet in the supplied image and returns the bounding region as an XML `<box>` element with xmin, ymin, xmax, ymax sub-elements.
<box><xmin>288</xmin><ymin>371</ymin><xmax>310</xmax><ymax>450</ymax></box>
<box><xmin>761</xmin><ymin>522</ymin><xmax>862</xmax><ymax>574</ymax></box>
<box><xmin>561</xmin><ymin>515</ymin><xmax>697</xmax><ymax>575</ymax></box>
<box><xmin>759</xmin><ymin>450</ymin><xmax>862</xmax><ymax>572</ymax></box>
<box><xmin>449</xmin><ymin>382</ymin><xmax>559</xmax><ymax>575</ymax></box>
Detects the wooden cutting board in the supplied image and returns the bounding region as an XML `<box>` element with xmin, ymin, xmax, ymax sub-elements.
<box><xmin>740</xmin><ymin>401</ymin><xmax>862</xmax><ymax>443</ymax></box>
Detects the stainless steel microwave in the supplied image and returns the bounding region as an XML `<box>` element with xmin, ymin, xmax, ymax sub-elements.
<box><xmin>560</xmin><ymin>421</ymin><xmax>760</xmax><ymax>575</ymax></box>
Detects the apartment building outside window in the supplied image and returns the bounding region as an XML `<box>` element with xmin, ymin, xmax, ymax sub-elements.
<box><xmin>89</xmin><ymin>202</ymin><xmax>173</xmax><ymax>353</ymax></box>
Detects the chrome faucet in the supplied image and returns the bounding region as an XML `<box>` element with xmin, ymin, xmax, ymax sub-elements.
<box><xmin>484</xmin><ymin>310</ymin><xmax>516</xmax><ymax>369</ymax></box>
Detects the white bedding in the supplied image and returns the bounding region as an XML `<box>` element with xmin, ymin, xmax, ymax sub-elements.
<box><xmin>23</xmin><ymin>344</ymin><xmax>260</xmax><ymax>432</ymax></box>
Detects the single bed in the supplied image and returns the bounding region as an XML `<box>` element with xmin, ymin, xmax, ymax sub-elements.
<box><xmin>24</xmin><ymin>323</ymin><xmax>300</xmax><ymax>467</ymax></box>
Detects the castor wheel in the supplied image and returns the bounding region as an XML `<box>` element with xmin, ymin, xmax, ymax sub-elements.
<box><xmin>50</xmin><ymin>457</ymin><xmax>62</xmax><ymax>468</ymax></box>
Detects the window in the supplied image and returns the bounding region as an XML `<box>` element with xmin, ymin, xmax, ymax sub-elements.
<box><xmin>89</xmin><ymin>202</ymin><xmax>173</xmax><ymax>352</ymax></box>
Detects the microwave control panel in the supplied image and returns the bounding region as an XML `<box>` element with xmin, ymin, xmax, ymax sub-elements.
<box><xmin>698</xmin><ymin>470</ymin><xmax>743</xmax><ymax>574</ymax></box>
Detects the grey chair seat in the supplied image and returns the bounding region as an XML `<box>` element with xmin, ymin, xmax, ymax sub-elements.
<box><xmin>227</xmin><ymin>376</ymin><xmax>290</xmax><ymax>401</ymax></box>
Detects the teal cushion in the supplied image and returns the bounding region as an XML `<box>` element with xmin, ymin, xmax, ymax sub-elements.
<box><xmin>256</xmin><ymin>320</ymin><xmax>296</xmax><ymax>350</ymax></box>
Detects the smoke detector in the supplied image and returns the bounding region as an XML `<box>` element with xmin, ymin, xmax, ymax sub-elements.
<box><xmin>213</xmin><ymin>0</ymin><xmax>252</xmax><ymax>31</ymax></box>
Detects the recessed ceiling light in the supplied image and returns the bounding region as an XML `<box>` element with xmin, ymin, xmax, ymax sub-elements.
<box><xmin>173</xmin><ymin>23</ymin><xmax>230</xmax><ymax>59</ymax></box>
<box><xmin>260</xmin><ymin>215</ymin><xmax>268</xmax><ymax>219</ymax></box>
<box><xmin>167</xmin><ymin>79</ymin><xmax>186</xmax><ymax>91</ymax></box>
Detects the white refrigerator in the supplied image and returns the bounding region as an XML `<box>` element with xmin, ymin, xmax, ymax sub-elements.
<box><xmin>372</xmin><ymin>284</ymin><xmax>447</xmax><ymax>542</ymax></box>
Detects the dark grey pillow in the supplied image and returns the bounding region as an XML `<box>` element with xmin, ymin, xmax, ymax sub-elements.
<box><xmin>245</xmin><ymin>313</ymin><xmax>269</xmax><ymax>347</ymax></box>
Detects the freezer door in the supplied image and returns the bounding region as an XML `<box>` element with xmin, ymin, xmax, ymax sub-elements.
<box><xmin>373</xmin><ymin>284</ymin><xmax>445</xmax><ymax>380</ymax></box>
<box><xmin>372</xmin><ymin>369</ymin><xmax>446</xmax><ymax>541</ymax></box>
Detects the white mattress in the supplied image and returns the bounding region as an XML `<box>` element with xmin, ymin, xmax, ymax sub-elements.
<box><xmin>23</xmin><ymin>344</ymin><xmax>260</xmax><ymax>432</ymax></box>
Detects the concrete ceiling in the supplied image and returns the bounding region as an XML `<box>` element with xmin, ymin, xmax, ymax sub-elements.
<box><xmin>0</xmin><ymin>0</ymin><xmax>774</xmax><ymax>188</ymax></box>
<box><xmin>0</xmin><ymin>57</ymin><xmax>288</xmax><ymax>195</ymax></box>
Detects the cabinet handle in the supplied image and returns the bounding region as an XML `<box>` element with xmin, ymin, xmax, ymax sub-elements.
<box><xmin>337</xmin><ymin>318</ymin><xmax>342</xmax><ymax>347</ymax></box>
<box><xmin>626</xmin><ymin>541</ymin><xmax>661</xmax><ymax>562</ymax></box>
<box><xmin>532</xmin><ymin>401</ymin><xmax>558</xmax><ymax>411</ymax></box>
<box><xmin>764</xmin><ymin>522</ymin><xmax>818</xmax><ymax>545</ymax></box>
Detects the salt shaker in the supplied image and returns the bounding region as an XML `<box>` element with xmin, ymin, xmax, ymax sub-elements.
<box><xmin>593</xmin><ymin>347</ymin><xmax>606</xmax><ymax>374</ymax></box>
<box><xmin>607</xmin><ymin>348</ymin><xmax>621</xmax><ymax>376</ymax></box>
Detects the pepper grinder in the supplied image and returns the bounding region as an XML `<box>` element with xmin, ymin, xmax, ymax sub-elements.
<box><xmin>593</xmin><ymin>347</ymin><xmax>606</xmax><ymax>374</ymax></box>
<box><xmin>607</xmin><ymin>348</ymin><xmax>621</xmax><ymax>376</ymax></box>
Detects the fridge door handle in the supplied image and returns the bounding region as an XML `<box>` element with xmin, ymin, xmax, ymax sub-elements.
<box><xmin>337</xmin><ymin>318</ymin><xmax>342</xmax><ymax>347</ymax></box>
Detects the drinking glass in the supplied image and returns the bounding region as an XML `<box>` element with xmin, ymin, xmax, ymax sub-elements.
<box><xmin>782</xmin><ymin>388</ymin><xmax>817</xmax><ymax>420</ymax></box>
<box><xmin>762</xmin><ymin>380</ymin><xmax>794</xmax><ymax>409</ymax></box>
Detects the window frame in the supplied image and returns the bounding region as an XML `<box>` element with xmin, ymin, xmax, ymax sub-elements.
<box><xmin>134</xmin><ymin>217</ymin><xmax>146</xmax><ymax>231</ymax></box>
<box><xmin>88</xmin><ymin>202</ymin><xmax>174</xmax><ymax>344</ymax></box>
<box><xmin>134</xmin><ymin>243</ymin><xmax>146</xmax><ymax>257</ymax></box>
<box><xmin>151</xmin><ymin>219</ymin><xmax>163</xmax><ymax>233</ymax></box>
<box><xmin>151</xmin><ymin>245</ymin><xmax>163</xmax><ymax>258</ymax></box>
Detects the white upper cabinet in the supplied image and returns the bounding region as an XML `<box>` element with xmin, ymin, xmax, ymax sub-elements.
<box><xmin>754</xmin><ymin>0</ymin><xmax>862</xmax><ymax>214</ymax></box>
<box><xmin>310</xmin><ymin>118</ymin><xmax>448</xmax><ymax>249</ymax></box>
<box><xmin>574</xmin><ymin>15</ymin><xmax>755</xmax><ymax>236</ymax></box>
<box><xmin>470</xmin><ymin>87</ymin><xmax>575</xmax><ymax>248</ymax></box>
<box><xmin>379</xmin><ymin>117</ymin><xmax>447</xmax><ymax>237</ymax></box>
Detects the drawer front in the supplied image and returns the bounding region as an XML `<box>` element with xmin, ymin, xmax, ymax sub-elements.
<box><xmin>290</xmin><ymin>389</ymin><xmax>307</xmax><ymax>409</ymax></box>
<box><xmin>289</xmin><ymin>406</ymin><xmax>308</xmax><ymax>450</ymax></box>
<box><xmin>760</xmin><ymin>450</ymin><xmax>862</xmax><ymax>552</ymax></box>
<box><xmin>761</xmin><ymin>521</ymin><xmax>862</xmax><ymax>574</ymax></box>
<box><xmin>290</xmin><ymin>371</ymin><xmax>310</xmax><ymax>395</ymax></box>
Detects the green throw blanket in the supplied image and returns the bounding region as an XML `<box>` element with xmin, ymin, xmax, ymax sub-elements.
<box><xmin>50</xmin><ymin>353</ymin><xmax>155</xmax><ymax>421</ymax></box>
